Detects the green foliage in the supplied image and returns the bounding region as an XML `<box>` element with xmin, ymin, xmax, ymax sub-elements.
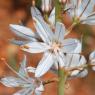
<box><xmin>36</xmin><ymin>0</ymin><xmax>42</xmax><ymax>8</ymax></box>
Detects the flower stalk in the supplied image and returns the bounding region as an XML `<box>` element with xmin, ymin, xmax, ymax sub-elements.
<box><xmin>58</xmin><ymin>68</ymin><xmax>67</xmax><ymax>95</ymax></box>
<box><xmin>55</xmin><ymin>0</ymin><xmax>63</xmax><ymax>22</ymax></box>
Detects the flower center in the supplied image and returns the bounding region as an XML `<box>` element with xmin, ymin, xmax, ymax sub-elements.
<box><xmin>51</xmin><ymin>42</ymin><xmax>61</xmax><ymax>53</ymax></box>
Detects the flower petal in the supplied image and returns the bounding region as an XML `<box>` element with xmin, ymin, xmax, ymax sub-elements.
<box><xmin>89</xmin><ymin>51</ymin><xmax>95</xmax><ymax>71</ymax></box>
<box><xmin>56</xmin><ymin>52</ymin><xmax>65</xmax><ymax>67</ymax></box>
<box><xmin>48</xmin><ymin>7</ymin><xmax>55</xmax><ymax>26</ymax></box>
<box><xmin>33</xmin><ymin>16</ymin><xmax>53</xmax><ymax>43</ymax></box>
<box><xmin>65</xmin><ymin>54</ymin><xmax>86</xmax><ymax>67</ymax></box>
<box><xmin>9</xmin><ymin>39</ymin><xmax>28</xmax><ymax>46</ymax></box>
<box><xmin>35</xmin><ymin>90</ymin><xmax>42</xmax><ymax>95</ymax></box>
<box><xmin>31</xmin><ymin>7</ymin><xmax>43</xmax><ymax>20</ymax></box>
<box><xmin>27</xmin><ymin>66</ymin><xmax>36</xmax><ymax>73</ymax></box>
<box><xmin>66</xmin><ymin>0</ymin><xmax>82</xmax><ymax>17</ymax></box>
<box><xmin>1</xmin><ymin>77</ymin><xmax>25</xmax><ymax>87</ymax></box>
<box><xmin>13</xmin><ymin>88</ymin><xmax>33</xmax><ymax>95</ymax></box>
<box><xmin>74</xmin><ymin>41</ymin><xmax>82</xmax><ymax>53</ymax></box>
<box><xmin>81</xmin><ymin>12</ymin><xmax>95</xmax><ymax>25</ymax></box>
<box><xmin>89</xmin><ymin>51</ymin><xmax>95</xmax><ymax>61</ymax></box>
<box><xmin>18</xmin><ymin>55</ymin><xmax>29</xmax><ymax>78</ymax></box>
<box><xmin>35</xmin><ymin>83</ymin><xmax>44</xmax><ymax>92</ymax></box>
<box><xmin>22</xmin><ymin>42</ymin><xmax>50</xmax><ymax>53</ymax></box>
<box><xmin>35</xmin><ymin>82</ymin><xmax>44</xmax><ymax>95</ymax></box>
<box><xmin>81</xmin><ymin>0</ymin><xmax>95</xmax><ymax>17</ymax></box>
<box><xmin>35</xmin><ymin>52</ymin><xmax>54</xmax><ymax>77</ymax></box>
<box><xmin>76</xmin><ymin>69</ymin><xmax>88</xmax><ymax>78</ymax></box>
<box><xmin>55</xmin><ymin>22</ymin><xmax>66</xmax><ymax>42</ymax></box>
<box><xmin>61</xmin><ymin>39</ymin><xmax>80</xmax><ymax>53</ymax></box>
<box><xmin>69</xmin><ymin>69</ymin><xmax>88</xmax><ymax>79</ymax></box>
<box><xmin>10</xmin><ymin>24</ymin><xmax>37</xmax><ymax>41</ymax></box>
<box><xmin>65</xmin><ymin>54</ymin><xmax>86</xmax><ymax>76</ymax></box>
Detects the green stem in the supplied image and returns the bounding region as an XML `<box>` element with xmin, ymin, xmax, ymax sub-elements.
<box><xmin>44</xmin><ymin>13</ymin><xmax>49</xmax><ymax>22</ymax></box>
<box><xmin>55</xmin><ymin>0</ymin><xmax>63</xmax><ymax>22</ymax></box>
<box><xmin>58</xmin><ymin>68</ymin><xmax>67</xmax><ymax>95</ymax></box>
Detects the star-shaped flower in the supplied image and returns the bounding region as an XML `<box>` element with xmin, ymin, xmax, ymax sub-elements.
<box><xmin>21</xmin><ymin>17</ymin><xmax>81</xmax><ymax>77</ymax></box>
<box><xmin>0</xmin><ymin>56</ymin><xmax>44</xmax><ymax>95</ymax></box>
<box><xmin>65</xmin><ymin>0</ymin><xmax>95</xmax><ymax>25</ymax></box>
<box><xmin>9</xmin><ymin>6</ymin><xmax>81</xmax><ymax>77</ymax></box>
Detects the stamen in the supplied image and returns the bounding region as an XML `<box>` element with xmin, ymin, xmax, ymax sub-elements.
<box><xmin>43</xmin><ymin>78</ymin><xmax>58</xmax><ymax>85</ymax></box>
<box><xmin>21</xmin><ymin>45</ymin><xmax>30</xmax><ymax>49</ymax></box>
<box><xmin>51</xmin><ymin>42</ymin><xmax>61</xmax><ymax>53</ymax></box>
<box><xmin>1</xmin><ymin>58</ymin><xmax>18</xmax><ymax>75</ymax></box>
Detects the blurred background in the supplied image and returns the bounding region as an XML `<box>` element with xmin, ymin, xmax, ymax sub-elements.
<box><xmin>0</xmin><ymin>0</ymin><xmax>95</xmax><ymax>95</ymax></box>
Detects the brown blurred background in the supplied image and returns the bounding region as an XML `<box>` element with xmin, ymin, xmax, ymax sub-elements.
<box><xmin>0</xmin><ymin>0</ymin><xmax>95</xmax><ymax>95</ymax></box>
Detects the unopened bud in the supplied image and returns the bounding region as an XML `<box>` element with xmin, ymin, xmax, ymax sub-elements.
<box><xmin>59</xmin><ymin>0</ymin><xmax>67</xmax><ymax>4</ymax></box>
<box><xmin>32</xmin><ymin>0</ymin><xmax>35</xmax><ymax>6</ymax></box>
<box><xmin>41</xmin><ymin>0</ymin><xmax>52</xmax><ymax>13</ymax></box>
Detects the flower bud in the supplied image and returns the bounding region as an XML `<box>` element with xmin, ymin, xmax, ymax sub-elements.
<box><xmin>41</xmin><ymin>0</ymin><xmax>52</xmax><ymax>12</ymax></box>
<box><xmin>32</xmin><ymin>0</ymin><xmax>35</xmax><ymax>6</ymax></box>
<box><xmin>59</xmin><ymin>0</ymin><xmax>67</xmax><ymax>4</ymax></box>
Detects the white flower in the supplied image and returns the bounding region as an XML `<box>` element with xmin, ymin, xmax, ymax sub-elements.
<box><xmin>89</xmin><ymin>51</ymin><xmax>95</xmax><ymax>71</ymax></box>
<box><xmin>21</xmin><ymin>16</ymin><xmax>81</xmax><ymax>77</ymax></box>
<box><xmin>0</xmin><ymin>56</ymin><xmax>44</xmax><ymax>95</ymax></box>
<box><xmin>59</xmin><ymin>0</ymin><xmax>67</xmax><ymax>4</ymax></box>
<box><xmin>66</xmin><ymin>0</ymin><xmax>95</xmax><ymax>25</ymax></box>
<box><xmin>41</xmin><ymin>0</ymin><xmax>53</xmax><ymax>12</ymax></box>
<box><xmin>9</xmin><ymin>6</ymin><xmax>81</xmax><ymax>77</ymax></box>
<box><xmin>64</xmin><ymin>54</ymin><xmax>87</xmax><ymax>78</ymax></box>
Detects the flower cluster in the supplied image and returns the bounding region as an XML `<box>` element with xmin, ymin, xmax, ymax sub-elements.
<box><xmin>1</xmin><ymin>0</ymin><xmax>95</xmax><ymax>95</ymax></box>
